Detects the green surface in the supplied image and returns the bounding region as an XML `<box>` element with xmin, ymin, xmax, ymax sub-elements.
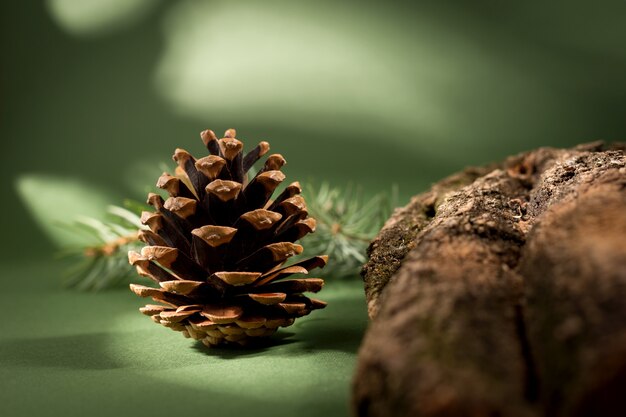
<box><xmin>0</xmin><ymin>262</ymin><xmax>367</xmax><ymax>417</ymax></box>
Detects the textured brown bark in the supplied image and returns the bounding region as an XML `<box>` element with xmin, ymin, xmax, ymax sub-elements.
<box><xmin>354</xmin><ymin>142</ymin><xmax>626</xmax><ymax>417</ymax></box>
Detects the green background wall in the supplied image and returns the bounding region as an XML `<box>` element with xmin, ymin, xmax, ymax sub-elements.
<box><xmin>2</xmin><ymin>0</ymin><xmax>625</xmax><ymax>261</ymax></box>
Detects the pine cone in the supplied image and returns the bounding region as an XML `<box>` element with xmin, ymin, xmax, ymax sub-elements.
<box><xmin>128</xmin><ymin>128</ymin><xmax>328</xmax><ymax>347</ymax></box>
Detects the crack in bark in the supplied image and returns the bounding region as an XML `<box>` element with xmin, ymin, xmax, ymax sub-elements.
<box><xmin>514</xmin><ymin>302</ymin><xmax>540</xmax><ymax>403</ymax></box>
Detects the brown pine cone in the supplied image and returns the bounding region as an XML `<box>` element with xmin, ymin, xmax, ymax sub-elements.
<box><xmin>128</xmin><ymin>128</ymin><xmax>328</xmax><ymax>347</ymax></box>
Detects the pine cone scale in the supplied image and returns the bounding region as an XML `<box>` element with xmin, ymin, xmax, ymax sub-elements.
<box><xmin>260</xmin><ymin>278</ymin><xmax>325</xmax><ymax>294</ymax></box>
<box><xmin>173</xmin><ymin>149</ymin><xmax>209</xmax><ymax>200</ymax></box>
<box><xmin>242</xmin><ymin>141</ymin><xmax>270</xmax><ymax>172</ymax></box>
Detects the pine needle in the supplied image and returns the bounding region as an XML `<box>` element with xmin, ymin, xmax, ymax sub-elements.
<box><xmin>59</xmin><ymin>203</ymin><xmax>146</xmax><ymax>290</ymax></box>
<box><xmin>299</xmin><ymin>182</ymin><xmax>396</xmax><ymax>279</ymax></box>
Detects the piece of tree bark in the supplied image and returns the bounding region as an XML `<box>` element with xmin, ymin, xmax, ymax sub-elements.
<box><xmin>354</xmin><ymin>142</ymin><xmax>626</xmax><ymax>417</ymax></box>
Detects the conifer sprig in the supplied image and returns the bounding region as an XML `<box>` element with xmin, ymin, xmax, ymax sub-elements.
<box><xmin>59</xmin><ymin>204</ymin><xmax>146</xmax><ymax>290</ymax></box>
<box><xmin>62</xmin><ymin>184</ymin><xmax>395</xmax><ymax>290</ymax></box>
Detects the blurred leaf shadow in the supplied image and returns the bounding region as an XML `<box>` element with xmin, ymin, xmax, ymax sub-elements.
<box><xmin>0</xmin><ymin>333</ymin><xmax>124</xmax><ymax>370</ymax></box>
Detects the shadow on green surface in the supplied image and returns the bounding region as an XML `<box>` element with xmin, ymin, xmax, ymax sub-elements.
<box><xmin>189</xmin><ymin>331</ymin><xmax>297</xmax><ymax>358</ymax></box>
<box><xmin>0</xmin><ymin>333</ymin><xmax>123</xmax><ymax>370</ymax></box>
<box><xmin>185</xmin><ymin>283</ymin><xmax>368</xmax><ymax>359</ymax></box>
<box><xmin>189</xmin><ymin>316</ymin><xmax>366</xmax><ymax>359</ymax></box>
<box><xmin>294</xmin><ymin>317</ymin><xmax>366</xmax><ymax>353</ymax></box>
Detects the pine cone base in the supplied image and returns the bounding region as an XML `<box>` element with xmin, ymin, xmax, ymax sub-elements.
<box><xmin>140</xmin><ymin>303</ymin><xmax>300</xmax><ymax>347</ymax></box>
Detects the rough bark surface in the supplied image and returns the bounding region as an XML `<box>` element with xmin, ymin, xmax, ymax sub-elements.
<box><xmin>354</xmin><ymin>142</ymin><xmax>626</xmax><ymax>417</ymax></box>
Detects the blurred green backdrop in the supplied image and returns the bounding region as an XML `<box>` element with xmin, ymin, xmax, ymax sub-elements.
<box><xmin>2</xmin><ymin>0</ymin><xmax>625</xmax><ymax>261</ymax></box>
